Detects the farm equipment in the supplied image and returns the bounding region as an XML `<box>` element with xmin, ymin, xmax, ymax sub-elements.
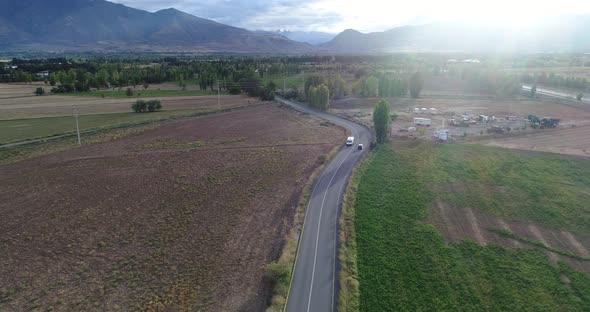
<box><xmin>528</xmin><ymin>114</ymin><xmax>560</xmax><ymax>128</ymax></box>
<box><xmin>541</xmin><ymin>117</ymin><xmax>560</xmax><ymax>128</ymax></box>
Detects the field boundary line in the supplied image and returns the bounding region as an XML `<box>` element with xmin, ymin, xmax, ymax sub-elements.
<box><xmin>337</xmin><ymin>149</ymin><xmax>374</xmax><ymax>312</ymax></box>
<box><xmin>0</xmin><ymin>102</ymin><xmax>265</xmax><ymax>149</ymax></box>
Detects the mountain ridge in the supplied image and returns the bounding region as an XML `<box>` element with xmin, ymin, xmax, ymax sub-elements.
<box><xmin>0</xmin><ymin>0</ymin><xmax>314</xmax><ymax>53</ymax></box>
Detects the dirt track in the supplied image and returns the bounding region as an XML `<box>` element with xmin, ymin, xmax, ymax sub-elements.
<box><xmin>428</xmin><ymin>199</ymin><xmax>590</xmax><ymax>273</ymax></box>
<box><xmin>478</xmin><ymin>126</ymin><xmax>590</xmax><ymax>157</ymax></box>
<box><xmin>0</xmin><ymin>103</ymin><xmax>345</xmax><ymax>311</ymax></box>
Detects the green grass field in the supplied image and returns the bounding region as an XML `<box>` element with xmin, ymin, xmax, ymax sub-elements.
<box><xmin>353</xmin><ymin>142</ymin><xmax>590</xmax><ymax>311</ymax></box>
<box><xmin>0</xmin><ymin>109</ymin><xmax>208</xmax><ymax>144</ymax></box>
<box><xmin>64</xmin><ymin>89</ymin><xmax>221</xmax><ymax>98</ymax></box>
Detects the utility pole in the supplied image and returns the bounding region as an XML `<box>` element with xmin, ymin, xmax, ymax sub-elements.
<box><xmin>217</xmin><ymin>80</ymin><xmax>221</xmax><ymax>110</ymax></box>
<box><xmin>283</xmin><ymin>78</ymin><xmax>286</xmax><ymax>94</ymax></box>
<box><xmin>72</xmin><ymin>105</ymin><xmax>81</xmax><ymax>147</ymax></box>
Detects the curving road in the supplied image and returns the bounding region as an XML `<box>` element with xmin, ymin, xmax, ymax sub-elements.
<box><xmin>523</xmin><ymin>85</ymin><xmax>589</xmax><ymax>103</ymax></box>
<box><xmin>276</xmin><ymin>96</ymin><xmax>372</xmax><ymax>312</ymax></box>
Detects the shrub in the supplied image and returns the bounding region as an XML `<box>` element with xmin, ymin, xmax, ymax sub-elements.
<box><xmin>147</xmin><ymin>100</ymin><xmax>162</xmax><ymax>112</ymax></box>
<box><xmin>283</xmin><ymin>89</ymin><xmax>299</xmax><ymax>100</ymax></box>
<box><xmin>577</xmin><ymin>93</ymin><xmax>584</xmax><ymax>101</ymax></box>
<box><xmin>132</xmin><ymin>100</ymin><xmax>162</xmax><ymax>113</ymax></box>
<box><xmin>126</xmin><ymin>88</ymin><xmax>134</xmax><ymax>97</ymax></box>
<box><xmin>264</xmin><ymin>261</ymin><xmax>289</xmax><ymax>286</ymax></box>
<box><xmin>228</xmin><ymin>83</ymin><xmax>241</xmax><ymax>95</ymax></box>
<box><xmin>34</xmin><ymin>87</ymin><xmax>45</xmax><ymax>96</ymax></box>
<box><xmin>132</xmin><ymin>100</ymin><xmax>146</xmax><ymax>112</ymax></box>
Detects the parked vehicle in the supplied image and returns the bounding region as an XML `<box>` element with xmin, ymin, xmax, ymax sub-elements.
<box><xmin>414</xmin><ymin>117</ymin><xmax>432</xmax><ymax>127</ymax></box>
<box><xmin>487</xmin><ymin>126</ymin><xmax>506</xmax><ymax>134</ymax></box>
<box><xmin>357</xmin><ymin>144</ymin><xmax>364</xmax><ymax>150</ymax></box>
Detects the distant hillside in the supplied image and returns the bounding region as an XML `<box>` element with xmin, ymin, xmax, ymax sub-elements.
<box><xmin>0</xmin><ymin>0</ymin><xmax>314</xmax><ymax>53</ymax></box>
<box><xmin>256</xmin><ymin>30</ymin><xmax>335</xmax><ymax>45</ymax></box>
<box><xmin>323</xmin><ymin>17</ymin><xmax>590</xmax><ymax>53</ymax></box>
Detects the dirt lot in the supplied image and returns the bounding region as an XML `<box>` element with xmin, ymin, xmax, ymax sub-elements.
<box><xmin>0</xmin><ymin>82</ymin><xmax>254</xmax><ymax>119</ymax></box>
<box><xmin>428</xmin><ymin>199</ymin><xmax>590</xmax><ymax>273</ymax></box>
<box><xmin>0</xmin><ymin>103</ymin><xmax>345</xmax><ymax>311</ymax></box>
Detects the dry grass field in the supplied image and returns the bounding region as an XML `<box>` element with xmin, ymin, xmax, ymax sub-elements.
<box><xmin>0</xmin><ymin>103</ymin><xmax>345</xmax><ymax>311</ymax></box>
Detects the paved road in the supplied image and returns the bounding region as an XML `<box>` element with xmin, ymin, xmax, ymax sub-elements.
<box><xmin>523</xmin><ymin>85</ymin><xmax>589</xmax><ymax>103</ymax></box>
<box><xmin>276</xmin><ymin>96</ymin><xmax>372</xmax><ymax>312</ymax></box>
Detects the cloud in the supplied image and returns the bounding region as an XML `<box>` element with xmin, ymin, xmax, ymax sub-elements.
<box><xmin>113</xmin><ymin>0</ymin><xmax>590</xmax><ymax>34</ymax></box>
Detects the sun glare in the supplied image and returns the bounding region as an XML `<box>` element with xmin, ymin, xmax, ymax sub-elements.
<box><xmin>313</xmin><ymin>0</ymin><xmax>590</xmax><ymax>33</ymax></box>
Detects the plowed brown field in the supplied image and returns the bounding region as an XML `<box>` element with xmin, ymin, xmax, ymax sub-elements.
<box><xmin>0</xmin><ymin>103</ymin><xmax>345</xmax><ymax>311</ymax></box>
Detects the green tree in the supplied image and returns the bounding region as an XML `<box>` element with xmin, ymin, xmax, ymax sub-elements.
<box><xmin>373</xmin><ymin>99</ymin><xmax>390</xmax><ymax>143</ymax></box>
<box><xmin>328</xmin><ymin>74</ymin><xmax>347</xmax><ymax>99</ymax></box>
<box><xmin>409</xmin><ymin>72</ymin><xmax>424</xmax><ymax>98</ymax></box>
<box><xmin>304</xmin><ymin>75</ymin><xmax>325</xmax><ymax>100</ymax></box>
<box><xmin>317</xmin><ymin>84</ymin><xmax>330</xmax><ymax>111</ymax></box>
<box><xmin>126</xmin><ymin>87</ymin><xmax>134</xmax><ymax>97</ymax></box>
<box><xmin>530</xmin><ymin>84</ymin><xmax>537</xmax><ymax>98</ymax></box>
<box><xmin>49</xmin><ymin>73</ymin><xmax>57</xmax><ymax>86</ymax></box>
<box><xmin>364</xmin><ymin>76</ymin><xmax>379</xmax><ymax>97</ymax></box>
<box><xmin>577</xmin><ymin>93</ymin><xmax>584</xmax><ymax>101</ymax></box>
<box><xmin>309</xmin><ymin>86</ymin><xmax>318</xmax><ymax>108</ymax></box>
<box><xmin>373</xmin><ymin>100</ymin><xmax>390</xmax><ymax>143</ymax></box>
<box><xmin>97</xmin><ymin>69</ymin><xmax>109</xmax><ymax>88</ymax></box>
<box><xmin>110</xmin><ymin>70</ymin><xmax>120</xmax><ymax>88</ymax></box>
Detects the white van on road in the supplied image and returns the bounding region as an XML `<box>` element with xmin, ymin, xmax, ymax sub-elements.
<box><xmin>346</xmin><ymin>136</ymin><xmax>354</xmax><ymax>146</ymax></box>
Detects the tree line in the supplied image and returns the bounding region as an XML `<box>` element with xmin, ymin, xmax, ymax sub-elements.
<box><xmin>447</xmin><ymin>64</ymin><xmax>522</xmax><ymax>96</ymax></box>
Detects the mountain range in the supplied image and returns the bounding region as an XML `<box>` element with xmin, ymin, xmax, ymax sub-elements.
<box><xmin>0</xmin><ymin>0</ymin><xmax>313</xmax><ymax>53</ymax></box>
<box><xmin>2</xmin><ymin>0</ymin><xmax>590</xmax><ymax>54</ymax></box>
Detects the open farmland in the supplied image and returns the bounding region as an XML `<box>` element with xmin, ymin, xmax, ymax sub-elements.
<box><xmin>0</xmin><ymin>103</ymin><xmax>345</xmax><ymax>311</ymax></box>
<box><xmin>0</xmin><ymin>82</ymin><xmax>262</xmax><ymax>144</ymax></box>
<box><xmin>350</xmin><ymin>141</ymin><xmax>590</xmax><ymax>311</ymax></box>
<box><xmin>0</xmin><ymin>83</ymin><xmax>255</xmax><ymax>120</ymax></box>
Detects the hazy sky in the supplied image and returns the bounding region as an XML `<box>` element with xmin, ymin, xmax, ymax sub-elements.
<box><xmin>113</xmin><ymin>0</ymin><xmax>590</xmax><ymax>33</ymax></box>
